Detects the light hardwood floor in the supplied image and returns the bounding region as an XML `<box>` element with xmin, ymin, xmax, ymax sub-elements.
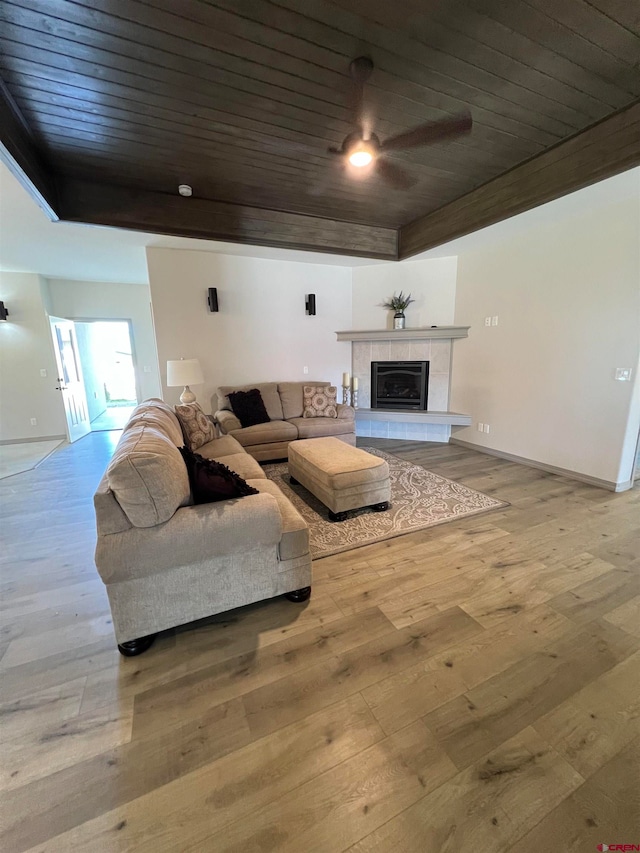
<box><xmin>1</xmin><ymin>432</ymin><xmax>638</xmax><ymax>852</ymax></box>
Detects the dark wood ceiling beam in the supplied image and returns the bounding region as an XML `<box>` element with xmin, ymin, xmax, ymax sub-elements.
<box><xmin>1</xmin><ymin>2</ymin><xmax>584</xmax><ymax>146</ymax></box>
<box><xmin>6</xmin><ymin>0</ymin><xmax>590</xmax><ymax>138</ymax></box>
<box><xmin>14</xmin><ymin>79</ymin><xmax>523</xmax><ymax>190</ymax></box>
<box><xmin>399</xmin><ymin>100</ymin><xmax>640</xmax><ymax>257</ymax></box>
<box><xmin>259</xmin><ymin>0</ymin><xmax>614</xmax><ymax>133</ymax></box>
<box><xmin>523</xmin><ymin>0</ymin><xmax>640</xmax><ymax>67</ymax></box>
<box><xmin>415</xmin><ymin>0</ymin><xmax>636</xmax><ymax>109</ymax></box>
<box><xmin>0</xmin><ymin>22</ymin><xmax>560</xmax><ymax>163</ymax></box>
<box><xmin>55</xmin><ymin>178</ymin><xmax>398</xmax><ymax>259</ymax></box>
<box><xmin>30</xmin><ymin>118</ymin><xmax>476</xmax><ymax>218</ymax></box>
<box><xmin>0</xmin><ymin>76</ymin><xmax>57</xmax><ymax>218</ymax></box>
<box><xmin>327</xmin><ymin>0</ymin><xmax>617</xmax><ymax>121</ymax></box>
<box><xmin>26</xmin><ymin>106</ymin><xmax>471</xmax><ymax>194</ymax></box>
<box><xmin>53</xmin><ymin>159</ymin><xmax>402</xmax><ymax>228</ymax></box>
<box><xmin>11</xmin><ymin>68</ymin><xmax>522</xmax><ymax>178</ymax></box>
<box><xmin>463</xmin><ymin>0</ymin><xmax>639</xmax><ymax>95</ymax></box>
<box><xmin>48</xmin><ymin>146</ymin><xmax>412</xmax><ymax>228</ymax></box>
<box><xmin>581</xmin><ymin>0</ymin><xmax>639</xmax><ymax>37</ymax></box>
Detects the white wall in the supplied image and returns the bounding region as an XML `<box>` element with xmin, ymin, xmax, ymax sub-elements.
<box><xmin>450</xmin><ymin>182</ymin><xmax>640</xmax><ymax>489</ymax></box>
<box><xmin>45</xmin><ymin>279</ymin><xmax>161</xmax><ymax>403</ymax></box>
<box><xmin>352</xmin><ymin>256</ymin><xmax>457</xmax><ymax>329</ymax></box>
<box><xmin>0</xmin><ymin>272</ymin><xmax>67</xmax><ymax>442</ymax></box>
<box><xmin>147</xmin><ymin>248</ymin><xmax>352</xmax><ymax>411</ymax></box>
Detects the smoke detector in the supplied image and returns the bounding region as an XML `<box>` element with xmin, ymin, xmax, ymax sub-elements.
<box><xmin>178</xmin><ymin>184</ymin><xmax>192</xmax><ymax>197</ymax></box>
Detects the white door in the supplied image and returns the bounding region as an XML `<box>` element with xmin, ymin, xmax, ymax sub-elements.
<box><xmin>50</xmin><ymin>317</ymin><xmax>90</xmax><ymax>443</ymax></box>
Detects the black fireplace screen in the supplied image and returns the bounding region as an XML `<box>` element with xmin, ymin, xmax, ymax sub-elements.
<box><xmin>371</xmin><ymin>361</ymin><xmax>429</xmax><ymax>410</ymax></box>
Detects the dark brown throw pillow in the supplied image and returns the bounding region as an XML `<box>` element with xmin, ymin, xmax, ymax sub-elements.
<box><xmin>179</xmin><ymin>446</ymin><xmax>259</xmax><ymax>505</ymax></box>
<box><xmin>227</xmin><ymin>388</ymin><xmax>270</xmax><ymax>428</ymax></box>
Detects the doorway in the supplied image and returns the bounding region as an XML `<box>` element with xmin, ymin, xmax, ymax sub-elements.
<box><xmin>74</xmin><ymin>321</ymin><xmax>139</xmax><ymax>432</ymax></box>
<box><xmin>50</xmin><ymin>316</ymin><xmax>91</xmax><ymax>443</ymax></box>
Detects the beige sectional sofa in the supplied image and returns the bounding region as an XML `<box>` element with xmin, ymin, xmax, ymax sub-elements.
<box><xmin>214</xmin><ymin>381</ymin><xmax>356</xmax><ymax>461</ymax></box>
<box><xmin>94</xmin><ymin>398</ymin><xmax>312</xmax><ymax>656</ymax></box>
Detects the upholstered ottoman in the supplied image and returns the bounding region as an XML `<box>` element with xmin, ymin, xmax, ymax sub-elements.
<box><xmin>288</xmin><ymin>437</ymin><xmax>391</xmax><ymax>522</ymax></box>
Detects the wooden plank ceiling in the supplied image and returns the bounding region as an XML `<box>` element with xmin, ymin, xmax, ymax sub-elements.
<box><xmin>1</xmin><ymin>0</ymin><xmax>639</xmax><ymax>259</ymax></box>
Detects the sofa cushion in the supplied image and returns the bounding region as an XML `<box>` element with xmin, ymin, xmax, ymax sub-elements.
<box><xmin>303</xmin><ymin>385</ymin><xmax>338</xmax><ymax>418</ymax></box>
<box><xmin>126</xmin><ymin>398</ymin><xmax>184</xmax><ymax>447</ymax></box>
<box><xmin>174</xmin><ymin>402</ymin><xmax>216</xmax><ymax>450</ymax></box>
<box><xmin>210</xmin><ymin>452</ymin><xmax>266</xmax><ymax>481</ymax></box>
<box><xmin>198</xmin><ymin>434</ymin><xmax>244</xmax><ymax>458</ymax></box>
<box><xmin>218</xmin><ymin>382</ymin><xmax>284</xmax><ymax>421</ymax></box>
<box><xmin>278</xmin><ymin>381</ymin><xmax>329</xmax><ymax>420</ymax></box>
<box><xmin>246</xmin><ymin>479</ymin><xmax>309</xmax><ymax>561</ymax></box>
<box><xmin>179</xmin><ymin>447</ymin><xmax>259</xmax><ymax>505</ymax></box>
<box><xmin>228</xmin><ymin>389</ymin><xmax>270</xmax><ymax>428</ymax></box>
<box><xmin>288</xmin><ymin>417</ymin><xmax>355</xmax><ymax>439</ymax></box>
<box><xmin>229</xmin><ymin>419</ymin><xmax>298</xmax><ymax>447</ymax></box>
<box><xmin>107</xmin><ymin>424</ymin><xmax>191</xmax><ymax>528</ymax></box>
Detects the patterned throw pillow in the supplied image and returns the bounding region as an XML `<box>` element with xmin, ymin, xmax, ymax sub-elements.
<box><xmin>303</xmin><ymin>385</ymin><xmax>338</xmax><ymax>418</ymax></box>
<box><xmin>174</xmin><ymin>402</ymin><xmax>216</xmax><ymax>451</ymax></box>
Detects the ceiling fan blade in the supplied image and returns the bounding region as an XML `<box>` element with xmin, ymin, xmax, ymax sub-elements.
<box><xmin>380</xmin><ymin>111</ymin><xmax>473</xmax><ymax>152</ymax></box>
<box><xmin>376</xmin><ymin>158</ymin><xmax>416</xmax><ymax>190</ymax></box>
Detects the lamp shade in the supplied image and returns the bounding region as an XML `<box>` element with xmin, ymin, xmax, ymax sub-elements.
<box><xmin>166</xmin><ymin>358</ymin><xmax>204</xmax><ymax>387</ymax></box>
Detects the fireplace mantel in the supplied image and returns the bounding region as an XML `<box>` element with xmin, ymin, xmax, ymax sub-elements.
<box><xmin>336</xmin><ymin>326</ymin><xmax>469</xmax><ymax>342</ymax></box>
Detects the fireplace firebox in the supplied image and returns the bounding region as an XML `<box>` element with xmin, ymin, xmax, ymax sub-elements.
<box><xmin>371</xmin><ymin>361</ymin><xmax>429</xmax><ymax>410</ymax></box>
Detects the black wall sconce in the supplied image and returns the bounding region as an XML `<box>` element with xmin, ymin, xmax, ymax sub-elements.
<box><xmin>305</xmin><ymin>294</ymin><xmax>316</xmax><ymax>315</ymax></box>
<box><xmin>0</xmin><ymin>301</ymin><xmax>9</xmax><ymax>321</ymax></box>
<box><xmin>207</xmin><ymin>287</ymin><xmax>219</xmax><ymax>312</ymax></box>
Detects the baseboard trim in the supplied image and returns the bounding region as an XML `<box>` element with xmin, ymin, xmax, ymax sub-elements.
<box><xmin>0</xmin><ymin>435</ymin><xmax>66</xmax><ymax>446</ymax></box>
<box><xmin>449</xmin><ymin>438</ymin><xmax>629</xmax><ymax>492</ymax></box>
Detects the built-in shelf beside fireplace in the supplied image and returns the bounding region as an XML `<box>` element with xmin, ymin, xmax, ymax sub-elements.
<box><xmin>336</xmin><ymin>325</ymin><xmax>471</xmax><ymax>442</ymax></box>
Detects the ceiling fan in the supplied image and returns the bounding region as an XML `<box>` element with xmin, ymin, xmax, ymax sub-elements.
<box><xmin>327</xmin><ymin>56</ymin><xmax>473</xmax><ymax>190</ymax></box>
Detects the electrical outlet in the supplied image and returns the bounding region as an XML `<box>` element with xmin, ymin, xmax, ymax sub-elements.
<box><xmin>39</xmin><ymin>368</ymin><xmax>47</xmax><ymax>377</ymax></box>
<box><xmin>303</xmin><ymin>366</ymin><xmax>309</xmax><ymax>374</ymax></box>
<box><xmin>477</xmin><ymin>422</ymin><xmax>484</xmax><ymax>432</ymax></box>
<box><xmin>30</xmin><ymin>417</ymin><xmax>37</xmax><ymax>426</ymax></box>
<box><xmin>484</xmin><ymin>317</ymin><xmax>491</xmax><ymax>326</ymax></box>
<box><xmin>491</xmin><ymin>316</ymin><xmax>499</xmax><ymax>326</ymax></box>
<box><xmin>484</xmin><ymin>423</ymin><xmax>490</xmax><ymax>433</ymax></box>
<box><xmin>614</xmin><ymin>368</ymin><xmax>632</xmax><ymax>381</ymax></box>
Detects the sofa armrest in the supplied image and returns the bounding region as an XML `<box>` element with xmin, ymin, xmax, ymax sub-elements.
<box><xmin>337</xmin><ymin>404</ymin><xmax>355</xmax><ymax>421</ymax></box>
<box><xmin>95</xmin><ymin>492</ymin><xmax>283</xmax><ymax>583</ymax></box>
<box><xmin>215</xmin><ymin>409</ymin><xmax>242</xmax><ymax>433</ymax></box>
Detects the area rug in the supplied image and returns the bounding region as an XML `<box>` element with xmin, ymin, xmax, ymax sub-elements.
<box><xmin>263</xmin><ymin>448</ymin><xmax>508</xmax><ymax>559</ymax></box>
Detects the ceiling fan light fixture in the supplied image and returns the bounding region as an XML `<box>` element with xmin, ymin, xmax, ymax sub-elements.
<box><xmin>348</xmin><ymin>148</ymin><xmax>374</xmax><ymax>167</ymax></box>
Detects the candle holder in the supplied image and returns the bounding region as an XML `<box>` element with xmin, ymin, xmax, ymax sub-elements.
<box><xmin>342</xmin><ymin>385</ymin><xmax>351</xmax><ymax>406</ymax></box>
<box><xmin>352</xmin><ymin>388</ymin><xmax>358</xmax><ymax>409</ymax></box>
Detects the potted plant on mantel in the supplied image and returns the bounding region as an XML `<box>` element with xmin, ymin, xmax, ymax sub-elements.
<box><xmin>382</xmin><ymin>291</ymin><xmax>415</xmax><ymax>330</ymax></box>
